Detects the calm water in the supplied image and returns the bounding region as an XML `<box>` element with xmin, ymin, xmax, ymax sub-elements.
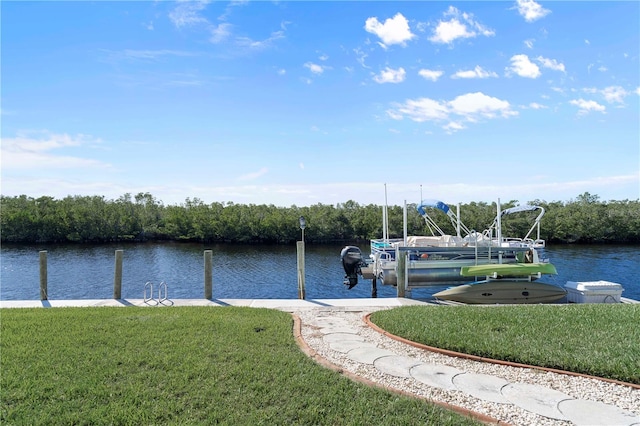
<box><xmin>1</xmin><ymin>242</ymin><xmax>639</xmax><ymax>301</ymax></box>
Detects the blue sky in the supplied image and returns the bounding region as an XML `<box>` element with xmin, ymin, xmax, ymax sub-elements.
<box><xmin>2</xmin><ymin>1</ymin><xmax>639</xmax><ymax>207</ymax></box>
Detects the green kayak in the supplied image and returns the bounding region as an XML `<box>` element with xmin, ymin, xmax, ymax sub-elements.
<box><xmin>460</xmin><ymin>263</ymin><xmax>557</xmax><ymax>277</ymax></box>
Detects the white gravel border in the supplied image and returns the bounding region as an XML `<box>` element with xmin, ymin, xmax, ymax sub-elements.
<box><xmin>294</xmin><ymin>308</ymin><xmax>640</xmax><ymax>426</ymax></box>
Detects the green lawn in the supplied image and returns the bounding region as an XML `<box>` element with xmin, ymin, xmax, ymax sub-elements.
<box><xmin>370</xmin><ymin>304</ymin><xmax>640</xmax><ymax>384</ymax></box>
<box><xmin>1</xmin><ymin>306</ymin><xmax>479</xmax><ymax>425</ymax></box>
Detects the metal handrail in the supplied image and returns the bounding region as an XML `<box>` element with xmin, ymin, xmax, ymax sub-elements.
<box><xmin>158</xmin><ymin>281</ymin><xmax>168</xmax><ymax>305</ymax></box>
<box><xmin>144</xmin><ymin>281</ymin><xmax>170</xmax><ymax>305</ymax></box>
<box><xmin>144</xmin><ymin>281</ymin><xmax>157</xmax><ymax>305</ymax></box>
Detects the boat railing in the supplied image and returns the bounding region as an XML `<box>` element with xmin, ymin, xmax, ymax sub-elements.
<box><xmin>372</xmin><ymin>235</ymin><xmax>474</xmax><ymax>250</ymax></box>
<box><xmin>371</xmin><ymin>239</ymin><xmax>394</xmax><ymax>250</ymax></box>
<box><xmin>483</xmin><ymin>204</ymin><xmax>546</xmax><ymax>249</ymax></box>
<box><xmin>497</xmin><ymin>237</ymin><xmax>546</xmax><ymax>249</ymax></box>
<box><xmin>531</xmin><ymin>239</ymin><xmax>546</xmax><ymax>248</ymax></box>
<box><xmin>376</xmin><ymin>251</ymin><xmax>394</xmax><ymax>261</ymax></box>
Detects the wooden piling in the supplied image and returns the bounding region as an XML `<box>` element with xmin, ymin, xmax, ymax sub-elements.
<box><xmin>373</xmin><ymin>252</ymin><xmax>380</xmax><ymax>298</ymax></box>
<box><xmin>204</xmin><ymin>250</ymin><xmax>213</xmax><ymax>299</ymax></box>
<box><xmin>396</xmin><ymin>249</ymin><xmax>406</xmax><ymax>298</ymax></box>
<box><xmin>372</xmin><ymin>277</ymin><xmax>377</xmax><ymax>298</ymax></box>
<box><xmin>39</xmin><ymin>250</ymin><xmax>48</xmax><ymax>300</ymax></box>
<box><xmin>113</xmin><ymin>250</ymin><xmax>123</xmax><ymax>299</ymax></box>
<box><xmin>297</xmin><ymin>241</ymin><xmax>305</xmax><ymax>299</ymax></box>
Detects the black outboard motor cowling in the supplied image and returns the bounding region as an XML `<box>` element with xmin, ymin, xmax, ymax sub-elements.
<box><xmin>340</xmin><ymin>246</ymin><xmax>366</xmax><ymax>289</ymax></box>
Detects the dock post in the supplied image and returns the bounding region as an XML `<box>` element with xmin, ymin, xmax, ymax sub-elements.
<box><xmin>113</xmin><ymin>250</ymin><xmax>123</xmax><ymax>299</ymax></box>
<box><xmin>396</xmin><ymin>249</ymin><xmax>406</xmax><ymax>298</ymax></box>
<box><xmin>373</xmin><ymin>252</ymin><xmax>380</xmax><ymax>298</ymax></box>
<box><xmin>297</xmin><ymin>241</ymin><xmax>305</xmax><ymax>299</ymax></box>
<box><xmin>204</xmin><ymin>250</ymin><xmax>213</xmax><ymax>299</ymax></box>
<box><xmin>39</xmin><ymin>250</ymin><xmax>48</xmax><ymax>300</ymax></box>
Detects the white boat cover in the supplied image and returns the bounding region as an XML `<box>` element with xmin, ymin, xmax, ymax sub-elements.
<box><xmin>403</xmin><ymin>235</ymin><xmax>464</xmax><ymax>247</ymax></box>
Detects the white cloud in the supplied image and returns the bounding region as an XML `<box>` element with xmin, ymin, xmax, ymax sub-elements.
<box><xmin>304</xmin><ymin>62</ymin><xmax>327</xmax><ymax>74</ymax></box>
<box><xmin>448</xmin><ymin>92</ymin><xmax>517</xmax><ymax>119</ymax></box>
<box><xmin>429</xmin><ymin>6</ymin><xmax>495</xmax><ymax>45</ymax></box>
<box><xmin>528</xmin><ymin>102</ymin><xmax>547</xmax><ymax>109</ymax></box>
<box><xmin>635</xmin><ymin>87</ymin><xmax>640</xmax><ymax>95</ymax></box>
<box><xmin>507</xmin><ymin>54</ymin><xmax>541</xmax><ymax>78</ymax></box>
<box><xmin>1</xmin><ymin>132</ymin><xmax>110</xmax><ymax>170</ymax></box>
<box><xmin>387</xmin><ymin>92</ymin><xmax>516</xmax><ymax>128</ymax></box>
<box><xmin>353</xmin><ymin>47</ymin><xmax>369</xmax><ymax>69</ymax></box>
<box><xmin>569</xmin><ymin>99</ymin><xmax>606</xmax><ymax>115</ymax></box>
<box><xmin>373</xmin><ymin>67</ymin><xmax>406</xmax><ymax>84</ymax></box>
<box><xmin>169</xmin><ymin>0</ymin><xmax>210</xmax><ymax>28</ymax></box>
<box><xmin>216</xmin><ymin>0</ymin><xmax>247</xmax><ymax>23</ymax></box>
<box><xmin>515</xmin><ymin>0</ymin><xmax>551</xmax><ymax>22</ymax></box>
<box><xmin>524</xmin><ymin>39</ymin><xmax>535</xmax><ymax>49</ymax></box>
<box><xmin>584</xmin><ymin>86</ymin><xmax>629</xmax><ymax>104</ymax></box>
<box><xmin>444</xmin><ymin>121</ymin><xmax>465</xmax><ymax>133</ymax></box>
<box><xmin>452</xmin><ymin>65</ymin><xmax>498</xmax><ymax>79</ymax></box>
<box><xmin>364</xmin><ymin>13</ymin><xmax>415</xmax><ymax>48</ymax></box>
<box><xmin>601</xmin><ymin>86</ymin><xmax>627</xmax><ymax>103</ymax></box>
<box><xmin>236</xmin><ymin>30</ymin><xmax>284</xmax><ymax>50</ymax></box>
<box><xmin>418</xmin><ymin>69</ymin><xmax>444</xmax><ymax>81</ymax></box>
<box><xmin>210</xmin><ymin>23</ymin><xmax>233</xmax><ymax>44</ymax></box>
<box><xmin>238</xmin><ymin>167</ymin><xmax>269</xmax><ymax>181</ymax></box>
<box><xmin>386</xmin><ymin>110</ymin><xmax>403</xmax><ymax>121</ymax></box>
<box><xmin>167</xmin><ymin>1</ymin><xmax>285</xmax><ymax>50</ymax></box>
<box><xmin>536</xmin><ymin>56</ymin><xmax>565</xmax><ymax>72</ymax></box>
<box><xmin>430</xmin><ymin>18</ymin><xmax>473</xmax><ymax>44</ymax></box>
<box><xmin>388</xmin><ymin>98</ymin><xmax>449</xmax><ymax>122</ymax></box>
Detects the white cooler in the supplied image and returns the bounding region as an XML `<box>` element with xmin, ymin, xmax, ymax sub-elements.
<box><xmin>565</xmin><ymin>281</ymin><xmax>624</xmax><ymax>303</ymax></box>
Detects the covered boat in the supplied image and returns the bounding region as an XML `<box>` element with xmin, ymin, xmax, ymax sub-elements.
<box><xmin>341</xmin><ymin>198</ymin><xmax>548</xmax><ymax>292</ymax></box>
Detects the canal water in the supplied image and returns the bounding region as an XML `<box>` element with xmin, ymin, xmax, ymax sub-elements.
<box><xmin>1</xmin><ymin>242</ymin><xmax>639</xmax><ymax>301</ymax></box>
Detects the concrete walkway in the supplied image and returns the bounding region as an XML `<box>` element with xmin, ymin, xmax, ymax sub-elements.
<box><xmin>304</xmin><ymin>308</ymin><xmax>640</xmax><ymax>426</ymax></box>
<box><xmin>0</xmin><ymin>297</ymin><xmax>427</xmax><ymax>310</ymax></box>
<box><xmin>2</xmin><ymin>297</ymin><xmax>639</xmax><ymax>425</ymax></box>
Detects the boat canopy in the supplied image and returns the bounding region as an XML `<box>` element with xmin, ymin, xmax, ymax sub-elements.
<box><xmin>501</xmin><ymin>205</ymin><xmax>545</xmax><ymax>218</ymax></box>
<box><xmin>416</xmin><ymin>199</ymin><xmax>450</xmax><ymax>217</ymax></box>
<box><xmin>416</xmin><ymin>199</ymin><xmax>473</xmax><ymax>238</ymax></box>
<box><xmin>488</xmin><ymin>204</ymin><xmax>545</xmax><ymax>245</ymax></box>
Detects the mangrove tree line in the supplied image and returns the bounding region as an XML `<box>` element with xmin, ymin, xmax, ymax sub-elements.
<box><xmin>1</xmin><ymin>192</ymin><xmax>639</xmax><ymax>244</ymax></box>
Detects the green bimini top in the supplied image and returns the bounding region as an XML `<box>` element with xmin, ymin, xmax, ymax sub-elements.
<box><xmin>460</xmin><ymin>263</ymin><xmax>557</xmax><ymax>277</ymax></box>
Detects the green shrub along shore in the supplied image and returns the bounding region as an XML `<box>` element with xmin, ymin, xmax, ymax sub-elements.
<box><xmin>2</xmin><ymin>192</ymin><xmax>640</xmax><ymax>244</ymax></box>
<box><xmin>1</xmin><ymin>307</ymin><xmax>481</xmax><ymax>426</ymax></box>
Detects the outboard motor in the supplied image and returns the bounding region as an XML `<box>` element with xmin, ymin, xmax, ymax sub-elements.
<box><xmin>340</xmin><ymin>246</ymin><xmax>366</xmax><ymax>289</ymax></box>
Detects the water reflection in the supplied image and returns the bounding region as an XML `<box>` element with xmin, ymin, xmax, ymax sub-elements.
<box><xmin>1</xmin><ymin>242</ymin><xmax>639</xmax><ymax>301</ymax></box>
